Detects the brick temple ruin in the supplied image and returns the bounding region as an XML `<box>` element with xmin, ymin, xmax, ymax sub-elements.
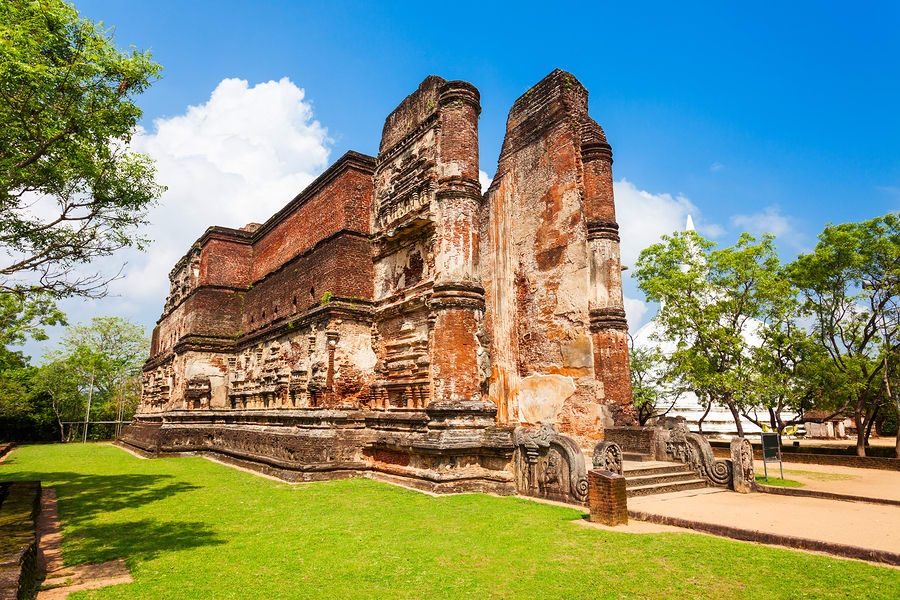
<box><xmin>121</xmin><ymin>69</ymin><xmax>639</xmax><ymax>501</ymax></box>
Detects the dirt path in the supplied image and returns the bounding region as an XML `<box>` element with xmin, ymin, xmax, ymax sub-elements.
<box><xmin>757</xmin><ymin>460</ymin><xmax>900</xmax><ymax>501</ymax></box>
<box><xmin>35</xmin><ymin>487</ymin><xmax>133</xmax><ymax>599</ymax></box>
<box><xmin>630</xmin><ymin>489</ymin><xmax>900</xmax><ymax>557</ymax></box>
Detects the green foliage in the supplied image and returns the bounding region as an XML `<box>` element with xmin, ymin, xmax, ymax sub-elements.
<box><xmin>633</xmin><ymin>212</ymin><xmax>900</xmax><ymax>453</ymax></box>
<box><xmin>2</xmin><ymin>443</ymin><xmax>897</xmax><ymax>599</ymax></box>
<box><xmin>32</xmin><ymin>316</ymin><xmax>148</xmax><ymax>440</ymax></box>
<box><xmin>0</xmin><ymin>291</ymin><xmax>67</xmax><ymax>348</ymax></box>
<box><xmin>0</xmin><ymin>291</ymin><xmax>66</xmax><ymax>441</ymax></box>
<box><xmin>788</xmin><ymin>214</ymin><xmax>900</xmax><ymax>454</ymax></box>
<box><xmin>628</xmin><ymin>338</ymin><xmax>686</xmax><ymax>425</ymax></box>
<box><xmin>0</xmin><ymin>0</ymin><xmax>164</xmax><ymax>299</ymax></box>
<box><xmin>320</xmin><ymin>290</ymin><xmax>333</xmax><ymax>305</ymax></box>
<box><xmin>634</xmin><ymin>231</ymin><xmax>784</xmax><ymax>435</ymax></box>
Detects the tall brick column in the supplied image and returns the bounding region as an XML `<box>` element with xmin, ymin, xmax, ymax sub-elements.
<box><xmin>582</xmin><ymin>135</ymin><xmax>636</xmax><ymax>423</ymax></box>
<box><xmin>430</xmin><ymin>81</ymin><xmax>485</xmax><ymax>404</ymax></box>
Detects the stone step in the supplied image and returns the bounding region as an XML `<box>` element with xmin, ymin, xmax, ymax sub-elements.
<box><xmin>623</xmin><ymin>462</ymin><xmax>693</xmax><ymax>477</ymax></box>
<box><xmin>623</xmin><ymin>452</ymin><xmax>648</xmax><ymax>462</ymax></box>
<box><xmin>626</xmin><ymin>478</ymin><xmax>708</xmax><ymax>498</ymax></box>
<box><xmin>625</xmin><ymin>471</ymin><xmax>701</xmax><ymax>488</ymax></box>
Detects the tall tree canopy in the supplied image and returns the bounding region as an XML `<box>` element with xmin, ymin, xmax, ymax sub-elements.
<box><xmin>36</xmin><ymin>316</ymin><xmax>148</xmax><ymax>440</ymax></box>
<box><xmin>634</xmin><ymin>231</ymin><xmax>785</xmax><ymax>437</ymax></box>
<box><xmin>0</xmin><ymin>0</ymin><xmax>163</xmax><ymax>298</ymax></box>
<box><xmin>789</xmin><ymin>214</ymin><xmax>900</xmax><ymax>456</ymax></box>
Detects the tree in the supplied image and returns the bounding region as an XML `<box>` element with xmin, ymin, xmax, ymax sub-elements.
<box><xmin>0</xmin><ymin>291</ymin><xmax>66</xmax><ymax>348</ymax></box>
<box><xmin>628</xmin><ymin>336</ymin><xmax>684</xmax><ymax>426</ymax></box>
<box><xmin>31</xmin><ymin>358</ymin><xmax>81</xmax><ymax>440</ymax></box>
<box><xmin>0</xmin><ymin>290</ymin><xmax>66</xmax><ymax>440</ymax></box>
<box><xmin>881</xmin><ymin>299</ymin><xmax>900</xmax><ymax>458</ymax></box>
<box><xmin>635</xmin><ymin>231</ymin><xmax>784</xmax><ymax>437</ymax></box>
<box><xmin>789</xmin><ymin>214</ymin><xmax>900</xmax><ymax>456</ymax></box>
<box><xmin>0</xmin><ymin>0</ymin><xmax>164</xmax><ymax>299</ymax></box>
<box><xmin>37</xmin><ymin>316</ymin><xmax>148</xmax><ymax>440</ymax></box>
<box><xmin>742</xmin><ymin>294</ymin><xmax>845</xmax><ymax>438</ymax></box>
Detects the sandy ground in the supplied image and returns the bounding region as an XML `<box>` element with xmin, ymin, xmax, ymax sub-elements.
<box><xmin>630</xmin><ymin>489</ymin><xmax>900</xmax><ymax>555</ymax></box>
<box><xmin>756</xmin><ymin>460</ymin><xmax>900</xmax><ymax>501</ymax></box>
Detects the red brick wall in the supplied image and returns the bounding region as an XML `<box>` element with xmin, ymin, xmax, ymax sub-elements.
<box><xmin>242</xmin><ymin>233</ymin><xmax>374</xmax><ymax>332</ymax></box>
<box><xmin>250</xmin><ymin>166</ymin><xmax>373</xmax><ymax>281</ymax></box>
<box><xmin>588</xmin><ymin>469</ymin><xmax>628</xmax><ymax>525</ymax></box>
<box><xmin>201</xmin><ymin>236</ymin><xmax>252</xmax><ymax>288</ymax></box>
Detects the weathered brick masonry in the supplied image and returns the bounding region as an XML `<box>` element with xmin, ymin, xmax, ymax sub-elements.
<box><xmin>122</xmin><ymin>70</ymin><xmax>636</xmax><ymax>497</ymax></box>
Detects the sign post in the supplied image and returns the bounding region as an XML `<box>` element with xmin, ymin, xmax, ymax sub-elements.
<box><xmin>760</xmin><ymin>432</ymin><xmax>784</xmax><ymax>481</ymax></box>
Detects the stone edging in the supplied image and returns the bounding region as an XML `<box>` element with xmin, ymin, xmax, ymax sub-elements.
<box><xmin>755</xmin><ymin>484</ymin><xmax>900</xmax><ymax>507</ymax></box>
<box><xmin>0</xmin><ymin>480</ymin><xmax>42</xmax><ymax>600</ymax></box>
<box><xmin>628</xmin><ymin>509</ymin><xmax>900</xmax><ymax>567</ymax></box>
<box><xmin>0</xmin><ymin>444</ymin><xmax>14</xmax><ymax>462</ymax></box>
<box><xmin>711</xmin><ymin>445</ymin><xmax>900</xmax><ymax>471</ymax></box>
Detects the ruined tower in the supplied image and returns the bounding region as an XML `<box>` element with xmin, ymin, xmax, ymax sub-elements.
<box><xmin>122</xmin><ymin>70</ymin><xmax>634</xmax><ymax>500</ymax></box>
<box><xmin>482</xmin><ymin>70</ymin><xmax>635</xmax><ymax>443</ymax></box>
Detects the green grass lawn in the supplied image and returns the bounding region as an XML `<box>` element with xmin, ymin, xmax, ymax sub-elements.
<box><xmin>784</xmin><ymin>469</ymin><xmax>858</xmax><ymax>482</ymax></box>
<box><xmin>2</xmin><ymin>444</ymin><xmax>898</xmax><ymax>599</ymax></box>
<box><xmin>755</xmin><ymin>475</ymin><xmax>805</xmax><ymax>488</ymax></box>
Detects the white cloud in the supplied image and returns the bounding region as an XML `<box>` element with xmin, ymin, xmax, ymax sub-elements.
<box><xmin>623</xmin><ymin>294</ymin><xmax>649</xmax><ymax>331</ymax></box>
<box><xmin>614</xmin><ymin>178</ymin><xmax>721</xmax><ymax>333</ymax></box>
<box><xmin>120</xmin><ymin>77</ymin><xmax>331</xmax><ymax>303</ymax></box>
<box><xmin>730</xmin><ymin>205</ymin><xmax>793</xmax><ymax>238</ymax></box>
<box><xmin>710</xmin><ymin>161</ymin><xmax>725</xmax><ymax>172</ymax></box>
<box><xmin>479</xmin><ymin>170</ymin><xmax>492</xmax><ymax>194</ymax></box>
<box><xmin>615</xmin><ymin>178</ymin><xmax>713</xmax><ymax>269</ymax></box>
<box><xmin>24</xmin><ymin>77</ymin><xmax>333</xmax><ymax>360</ymax></box>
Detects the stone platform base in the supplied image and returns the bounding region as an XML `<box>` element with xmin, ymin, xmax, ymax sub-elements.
<box><xmin>118</xmin><ymin>407</ymin><xmax>518</xmax><ymax>496</ymax></box>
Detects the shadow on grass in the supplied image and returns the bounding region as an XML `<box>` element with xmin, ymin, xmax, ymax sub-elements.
<box><xmin>2</xmin><ymin>466</ymin><xmax>224</xmax><ymax>565</ymax></box>
<box><xmin>63</xmin><ymin>518</ymin><xmax>224</xmax><ymax>565</ymax></box>
<box><xmin>4</xmin><ymin>470</ymin><xmax>201</xmax><ymax>522</ymax></box>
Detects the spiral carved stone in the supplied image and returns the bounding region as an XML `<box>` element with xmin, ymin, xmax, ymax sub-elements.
<box><xmin>707</xmin><ymin>459</ymin><xmax>732</xmax><ymax>486</ymax></box>
<box><xmin>513</xmin><ymin>423</ymin><xmax>590</xmax><ymax>505</ymax></box>
<box><xmin>665</xmin><ymin>422</ymin><xmax>735</xmax><ymax>488</ymax></box>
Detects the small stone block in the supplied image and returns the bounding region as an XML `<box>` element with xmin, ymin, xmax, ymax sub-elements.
<box><xmin>588</xmin><ymin>469</ymin><xmax>628</xmax><ymax>526</ymax></box>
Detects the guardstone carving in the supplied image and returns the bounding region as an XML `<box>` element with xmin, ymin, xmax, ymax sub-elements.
<box><xmin>592</xmin><ymin>441</ymin><xmax>623</xmax><ymax>475</ymax></box>
<box><xmin>513</xmin><ymin>424</ymin><xmax>589</xmax><ymax>504</ymax></box>
<box><xmin>664</xmin><ymin>422</ymin><xmax>732</xmax><ymax>486</ymax></box>
<box><xmin>730</xmin><ymin>437</ymin><xmax>755</xmax><ymax>493</ymax></box>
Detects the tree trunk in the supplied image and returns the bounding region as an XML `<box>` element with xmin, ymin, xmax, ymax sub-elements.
<box><xmin>83</xmin><ymin>367</ymin><xmax>95</xmax><ymax>444</ymax></box>
<box><xmin>50</xmin><ymin>393</ymin><xmax>65</xmax><ymax>442</ymax></box>
<box><xmin>697</xmin><ymin>396</ymin><xmax>712</xmax><ymax>434</ymax></box>
<box><xmin>725</xmin><ymin>398</ymin><xmax>745</xmax><ymax>438</ymax></box>
<box><xmin>855</xmin><ymin>403</ymin><xmax>867</xmax><ymax>457</ymax></box>
<box><xmin>864</xmin><ymin>405</ymin><xmax>879</xmax><ymax>450</ymax></box>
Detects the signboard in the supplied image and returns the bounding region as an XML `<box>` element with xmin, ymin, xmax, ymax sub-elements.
<box><xmin>760</xmin><ymin>432</ymin><xmax>784</xmax><ymax>481</ymax></box>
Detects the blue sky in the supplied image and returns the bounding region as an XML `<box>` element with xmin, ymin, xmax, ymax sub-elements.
<box><xmin>24</xmin><ymin>0</ymin><xmax>900</xmax><ymax>358</ymax></box>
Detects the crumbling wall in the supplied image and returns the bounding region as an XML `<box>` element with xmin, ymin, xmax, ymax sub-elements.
<box><xmin>130</xmin><ymin>70</ymin><xmax>635</xmax><ymax>495</ymax></box>
<box><xmin>372</xmin><ymin>76</ymin><xmax>488</xmax><ymax>409</ymax></box>
<box><xmin>481</xmin><ymin>70</ymin><xmax>634</xmax><ymax>444</ymax></box>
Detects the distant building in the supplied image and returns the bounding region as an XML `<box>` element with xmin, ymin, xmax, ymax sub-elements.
<box><xmin>803</xmin><ymin>411</ymin><xmax>851</xmax><ymax>439</ymax></box>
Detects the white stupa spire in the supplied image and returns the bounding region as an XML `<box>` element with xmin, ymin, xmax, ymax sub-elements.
<box><xmin>685</xmin><ymin>214</ymin><xmax>695</xmax><ymax>232</ymax></box>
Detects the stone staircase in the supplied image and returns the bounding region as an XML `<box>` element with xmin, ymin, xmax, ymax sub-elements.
<box><xmin>622</xmin><ymin>459</ymin><xmax>708</xmax><ymax>498</ymax></box>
